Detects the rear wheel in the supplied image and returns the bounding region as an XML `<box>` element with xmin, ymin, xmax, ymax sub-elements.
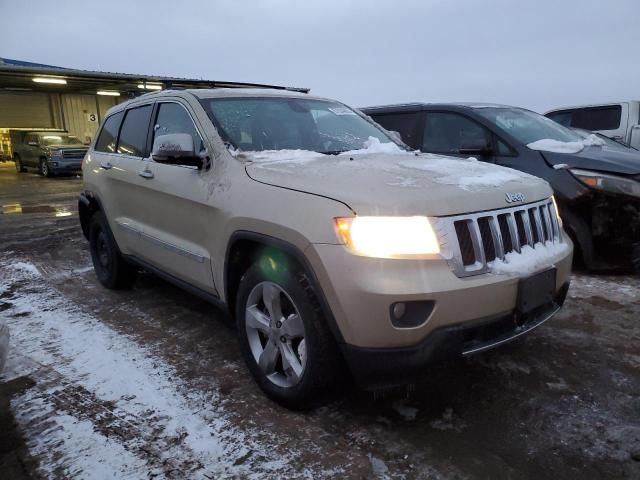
<box><xmin>236</xmin><ymin>262</ymin><xmax>341</xmax><ymax>409</ymax></box>
<box><xmin>14</xmin><ymin>155</ymin><xmax>25</xmax><ymax>173</ymax></box>
<box><xmin>89</xmin><ymin>211</ymin><xmax>137</xmax><ymax>289</ymax></box>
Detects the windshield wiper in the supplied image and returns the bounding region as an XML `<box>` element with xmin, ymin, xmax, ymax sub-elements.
<box><xmin>320</xmin><ymin>150</ymin><xmax>349</xmax><ymax>155</ymax></box>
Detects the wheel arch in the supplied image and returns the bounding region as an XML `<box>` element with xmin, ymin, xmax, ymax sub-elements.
<box><xmin>78</xmin><ymin>191</ymin><xmax>103</xmax><ymax>240</ymax></box>
<box><xmin>224</xmin><ymin>231</ymin><xmax>345</xmax><ymax>344</ymax></box>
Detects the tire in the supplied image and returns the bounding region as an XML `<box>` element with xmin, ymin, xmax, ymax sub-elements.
<box><xmin>14</xmin><ymin>155</ymin><xmax>26</xmax><ymax>173</ymax></box>
<box><xmin>236</xmin><ymin>261</ymin><xmax>341</xmax><ymax>410</ymax></box>
<box><xmin>89</xmin><ymin>211</ymin><xmax>137</xmax><ymax>289</ymax></box>
<box><xmin>39</xmin><ymin>158</ymin><xmax>53</xmax><ymax>177</ymax></box>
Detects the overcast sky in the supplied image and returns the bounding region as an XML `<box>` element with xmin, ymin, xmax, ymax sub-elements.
<box><xmin>1</xmin><ymin>0</ymin><xmax>638</xmax><ymax>112</ymax></box>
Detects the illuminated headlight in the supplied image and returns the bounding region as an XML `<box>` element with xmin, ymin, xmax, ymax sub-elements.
<box><xmin>335</xmin><ymin>216</ymin><xmax>440</xmax><ymax>258</ymax></box>
<box><xmin>570</xmin><ymin>168</ymin><xmax>640</xmax><ymax>198</ymax></box>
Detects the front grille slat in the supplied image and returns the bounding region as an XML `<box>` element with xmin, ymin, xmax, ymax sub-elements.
<box><xmin>443</xmin><ymin>199</ymin><xmax>564</xmax><ymax>278</ymax></box>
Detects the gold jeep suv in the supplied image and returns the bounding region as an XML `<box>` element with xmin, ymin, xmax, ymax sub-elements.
<box><xmin>79</xmin><ymin>86</ymin><xmax>573</xmax><ymax>409</ymax></box>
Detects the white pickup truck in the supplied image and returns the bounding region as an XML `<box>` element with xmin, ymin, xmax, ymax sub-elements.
<box><xmin>545</xmin><ymin>101</ymin><xmax>640</xmax><ymax>149</ymax></box>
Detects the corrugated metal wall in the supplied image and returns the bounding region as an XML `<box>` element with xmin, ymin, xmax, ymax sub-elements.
<box><xmin>61</xmin><ymin>94</ymin><xmax>101</xmax><ymax>143</ymax></box>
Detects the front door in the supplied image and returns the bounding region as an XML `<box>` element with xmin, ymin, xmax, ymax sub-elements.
<box><xmin>117</xmin><ymin>100</ymin><xmax>216</xmax><ymax>293</ymax></box>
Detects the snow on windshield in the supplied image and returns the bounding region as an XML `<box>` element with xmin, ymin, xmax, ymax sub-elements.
<box><xmin>527</xmin><ymin>134</ymin><xmax>606</xmax><ymax>154</ymax></box>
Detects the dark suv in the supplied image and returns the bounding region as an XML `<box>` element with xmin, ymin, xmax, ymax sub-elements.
<box><xmin>12</xmin><ymin>130</ymin><xmax>87</xmax><ymax>177</ymax></box>
<box><xmin>362</xmin><ymin>103</ymin><xmax>640</xmax><ymax>271</ymax></box>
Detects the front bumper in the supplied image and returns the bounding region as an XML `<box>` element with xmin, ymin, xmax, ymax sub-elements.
<box><xmin>49</xmin><ymin>160</ymin><xmax>82</xmax><ymax>173</ymax></box>
<box><xmin>305</xmin><ymin>241</ymin><xmax>572</xmax><ymax>349</ymax></box>
<box><xmin>340</xmin><ymin>284</ymin><xmax>569</xmax><ymax>388</ymax></box>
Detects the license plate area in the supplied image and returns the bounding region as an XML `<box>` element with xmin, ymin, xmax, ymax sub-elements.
<box><xmin>517</xmin><ymin>267</ymin><xmax>556</xmax><ymax>315</ymax></box>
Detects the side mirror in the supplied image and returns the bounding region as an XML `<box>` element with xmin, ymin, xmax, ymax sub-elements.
<box><xmin>151</xmin><ymin>134</ymin><xmax>203</xmax><ymax>169</ymax></box>
<box><xmin>28</xmin><ymin>141</ymin><xmax>40</xmax><ymax>147</ymax></box>
<box><xmin>458</xmin><ymin>142</ymin><xmax>493</xmax><ymax>156</ymax></box>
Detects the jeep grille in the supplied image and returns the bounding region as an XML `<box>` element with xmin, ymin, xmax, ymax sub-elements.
<box><xmin>437</xmin><ymin>198</ymin><xmax>562</xmax><ymax>277</ymax></box>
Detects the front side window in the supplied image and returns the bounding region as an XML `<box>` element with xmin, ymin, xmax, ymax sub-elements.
<box><xmin>95</xmin><ymin>112</ymin><xmax>124</xmax><ymax>153</ymax></box>
<box><xmin>117</xmin><ymin>105</ymin><xmax>153</xmax><ymax>156</ymax></box>
<box><xmin>202</xmin><ymin>97</ymin><xmax>398</xmax><ymax>154</ymax></box>
<box><xmin>422</xmin><ymin>112</ymin><xmax>490</xmax><ymax>154</ymax></box>
<box><xmin>370</xmin><ymin>112</ymin><xmax>422</xmax><ymax>149</ymax></box>
<box><xmin>477</xmin><ymin>107</ymin><xmax>582</xmax><ymax>145</ymax></box>
<box><xmin>153</xmin><ymin>103</ymin><xmax>204</xmax><ymax>152</ymax></box>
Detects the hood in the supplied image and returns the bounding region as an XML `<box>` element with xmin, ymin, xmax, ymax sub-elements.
<box><xmin>243</xmin><ymin>151</ymin><xmax>553</xmax><ymax>216</ymax></box>
<box><xmin>540</xmin><ymin>145</ymin><xmax>640</xmax><ymax>176</ymax></box>
<box><xmin>46</xmin><ymin>144</ymin><xmax>88</xmax><ymax>151</ymax></box>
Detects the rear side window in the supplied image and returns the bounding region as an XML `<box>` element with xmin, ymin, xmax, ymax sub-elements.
<box><xmin>422</xmin><ymin>112</ymin><xmax>490</xmax><ymax>154</ymax></box>
<box><xmin>370</xmin><ymin>112</ymin><xmax>423</xmax><ymax>149</ymax></box>
<box><xmin>571</xmin><ymin>106</ymin><xmax>621</xmax><ymax>131</ymax></box>
<box><xmin>117</xmin><ymin>105</ymin><xmax>153</xmax><ymax>156</ymax></box>
<box><xmin>95</xmin><ymin>112</ymin><xmax>123</xmax><ymax>153</ymax></box>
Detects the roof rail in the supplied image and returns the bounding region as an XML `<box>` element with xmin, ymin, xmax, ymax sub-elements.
<box><xmin>176</xmin><ymin>80</ymin><xmax>309</xmax><ymax>94</ymax></box>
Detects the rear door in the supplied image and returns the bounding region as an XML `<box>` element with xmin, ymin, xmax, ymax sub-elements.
<box><xmin>105</xmin><ymin>105</ymin><xmax>154</xmax><ymax>257</ymax></box>
<box><xmin>117</xmin><ymin>100</ymin><xmax>216</xmax><ymax>292</ymax></box>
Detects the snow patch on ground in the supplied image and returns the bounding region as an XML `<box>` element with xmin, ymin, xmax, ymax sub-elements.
<box><xmin>0</xmin><ymin>258</ymin><xmax>302</xmax><ymax>479</ymax></box>
<box><xmin>527</xmin><ymin>134</ymin><xmax>605</xmax><ymax>154</ymax></box>
<box><xmin>399</xmin><ymin>156</ymin><xmax>535</xmax><ymax>190</ymax></box>
<box><xmin>9</xmin><ymin>261</ymin><xmax>41</xmax><ymax>276</ymax></box>
<box><xmin>392</xmin><ymin>400</ymin><xmax>419</xmax><ymax>421</ymax></box>
<box><xmin>489</xmin><ymin>241</ymin><xmax>569</xmax><ymax>275</ymax></box>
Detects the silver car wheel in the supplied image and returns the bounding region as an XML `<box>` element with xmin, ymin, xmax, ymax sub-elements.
<box><xmin>245</xmin><ymin>281</ymin><xmax>307</xmax><ymax>388</ymax></box>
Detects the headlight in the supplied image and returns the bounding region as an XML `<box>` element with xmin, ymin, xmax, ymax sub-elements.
<box><xmin>570</xmin><ymin>168</ymin><xmax>640</xmax><ymax>198</ymax></box>
<box><xmin>335</xmin><ymin>216</ymin><xmax>440</xmax><ymax>258</ymax></box>
<box><xmin>49</xmin><ymin>150</ymin><xmax>62</xmax><ymax>158</ymax></box>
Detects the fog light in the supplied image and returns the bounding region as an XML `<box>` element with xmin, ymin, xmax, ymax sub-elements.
<box><xmin>389</xmin><ymin>300</ymin><xmax>435</xmax><ymax>328</ymax></box>
<box><xmin>50</xmin><ymin>162</ymin><xmax>58</xmax><ymax>166</ymax></box>
<box><xmin>392</xmin><ymin>302</ymin><xmax>406</xmax><ymax>320</ymax></box>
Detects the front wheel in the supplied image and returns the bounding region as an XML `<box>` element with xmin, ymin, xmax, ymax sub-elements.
<box><xmin>39</xmin><ymin>159</ymin><xmax>53</xmax><ymax>177</ymax></box>
<box><xmin>89</xmin><ymin>211</ymin><xmax>137</xmax><ymax>289</ymax></box>
<box><xmin>236</xmin><ymin>263</ymin><xmax>341</xmax><ymax>409</ymax></box>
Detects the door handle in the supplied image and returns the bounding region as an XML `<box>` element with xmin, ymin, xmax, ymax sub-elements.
<box><xmin>138</xmin><ymin>169</ymin><xmax>154</xmax><ymax>179</ymax></box>
<box><xmin>100</xmin><ymin>161</ymin><xmax>113</xmax><ymax>170</ymax></box>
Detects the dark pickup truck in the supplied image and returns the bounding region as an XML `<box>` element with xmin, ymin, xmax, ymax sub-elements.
<box><xmin>12</xmin><ymin>130</ymin><xmax>87</xmax><ymax>177</ymax></box>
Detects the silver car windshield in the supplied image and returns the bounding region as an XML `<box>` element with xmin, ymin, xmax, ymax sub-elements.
<box><xmin>477</xmin><ymin>108</ymin><xmax>583</xmax><ymax>145</ymax></box>
<box><xmin>203</xmin><ymin>97</ymin><xmax>400</xmax><ymax>154</ymax></box>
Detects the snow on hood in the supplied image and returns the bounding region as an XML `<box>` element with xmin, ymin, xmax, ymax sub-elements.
<box><xmin>340</xmin><ymin>136</ymin><xmax>410</xmax><ymax>156</ymax></box>
<box><xmin>489</xmin><ymin>241</ymin><xmax>569</xmax><ymax>275</ymax></box>
<box><xmin>527</xmin><ymin>134</ymin><xmax>606</xmax><ymax>154</ymax></box>
<box><xmin>398</xmin><ymin>156</ymin><xmax>536</xmax><ymax>191</ymax></box>
<box><xmin>244</xmin><ymin>151</ymin><xmax>552</xmax><ymax>216</ymax></box>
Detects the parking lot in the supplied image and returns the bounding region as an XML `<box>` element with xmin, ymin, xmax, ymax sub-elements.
<box><xmin>0</xmin><ymin>161</ymin><xmax>638</xmax><ymax>479</ymax></box>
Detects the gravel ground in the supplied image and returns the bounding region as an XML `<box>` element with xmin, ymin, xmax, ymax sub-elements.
<box><xmin>0</xmin><ymin>162</ymin><xmax>638</xmax><ymax>479</ymax></box>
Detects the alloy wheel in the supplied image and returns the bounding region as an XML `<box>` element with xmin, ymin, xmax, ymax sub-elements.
<box><xmin>245</xmin><ymin>281</ymin><xmax>307</xmax><ymax>388</ymax></box>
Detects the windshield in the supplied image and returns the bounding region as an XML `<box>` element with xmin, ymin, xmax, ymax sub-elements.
<box><xmin>202</xmin><ymin>97</ymin><xmax>399</xmax><ymax>154</ymax></box>
<box><xmin>476</xmin><ymin>108</ymin><xmax>583</xmax><ymax>145</ymax></box>
<box><xmin>39</xmin><ymin>134</ymin><xmax>83</xmax><ymax>146</ymax></box>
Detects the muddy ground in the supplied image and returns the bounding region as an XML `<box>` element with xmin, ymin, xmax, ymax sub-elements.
<box><xmin>0</xmin><ymin>161</ymin><xmax>638</xmax><ymax>479</ymax></box>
